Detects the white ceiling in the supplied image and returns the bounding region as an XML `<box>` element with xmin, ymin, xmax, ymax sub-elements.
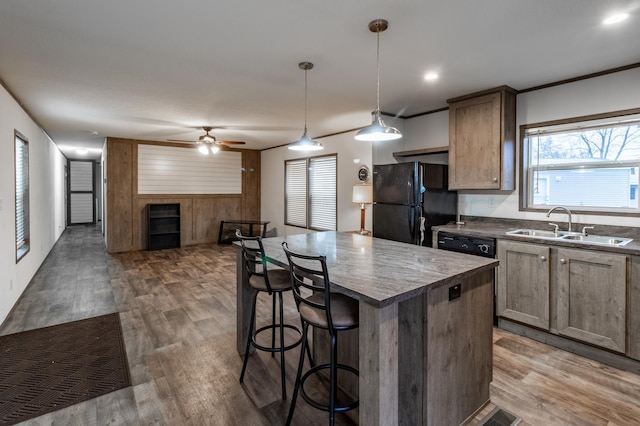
<box><xmin>1</xmin><ymin>0</ymin><xmax>639</xmax><ymax>160</ymax></box>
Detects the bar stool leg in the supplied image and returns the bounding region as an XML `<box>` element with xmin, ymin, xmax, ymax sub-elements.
<box><xmin>286</xmin><ymin>322</ymin><xmax>309</xmax><ymax>426</ymax></box>
<box><xmin>239</xmin><ymin>292</ymin><xmax>258</xmax><ymax>384</ymax></box>
<box><xmin>271</xmin><ymin>294</ymin><xmax>276</xmax><ymax>358</ymax></box>
<box><xmin>278</xmin><ymin>292</ymin><xmax>287</xmax><ymax>400</ymax></box>
<box><xmin>329</xmin><ymin>333</ymin><xmax>337</xmax><ymax>426</ymax></box>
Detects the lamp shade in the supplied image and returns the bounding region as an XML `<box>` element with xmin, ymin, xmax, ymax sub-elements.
<box><xmin>355</xmin><ymin>110</ymin><xmax>402</xmax><ymax>142</ymax></box>
<box><xmin>289</xmin><ymin>128</ymin><xmax>324</xmax><ymax>151</ymax></box>
<box><xmin>352</xmin><ymin>184</ymin><xmax>373</xmax><ymax>204</ymax></box>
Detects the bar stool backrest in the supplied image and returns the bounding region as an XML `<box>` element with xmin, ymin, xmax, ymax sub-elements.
<box><xmin>282</xmin><ymin>241</ymin><xmax>338</xmax><ymax>334</ymax></box>
<box><xmin>236</xmin><ymin>229</ymin><xmax>275</xmax><ymax>294</ymax></box>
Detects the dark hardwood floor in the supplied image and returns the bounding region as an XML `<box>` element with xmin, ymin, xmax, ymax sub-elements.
<box><xmin>2</xmin><ymin>224</ymin><xmax>640</xmax><ymax>425</ymax></box>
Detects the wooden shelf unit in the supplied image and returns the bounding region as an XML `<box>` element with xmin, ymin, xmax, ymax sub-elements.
<box><xmin>147</xmin><ymin>203</ymin><xmax>181</xmax><ymax>250</ymax></box>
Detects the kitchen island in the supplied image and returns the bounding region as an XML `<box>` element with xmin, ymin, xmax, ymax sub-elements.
<box><xmin>236</xmin><ymin>231</ymin><xmax>498</xmax><ymax>425</ymax></box>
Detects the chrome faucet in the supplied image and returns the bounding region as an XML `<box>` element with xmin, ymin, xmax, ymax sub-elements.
<box><xmin>546</xmin><ymin>206</ymin><xmax>572</xmax><ymax>232</ymax></box>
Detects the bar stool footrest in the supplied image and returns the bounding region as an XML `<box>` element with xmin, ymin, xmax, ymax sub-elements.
<box><xmin>300</xmin><ymin>363</ymin><xmax>359</xmax><ymax>413</ymax></box>
<box><xmin>252</xmin><ymin>323</ymin><xmax>303</xmax><ymax>353</ymax></box>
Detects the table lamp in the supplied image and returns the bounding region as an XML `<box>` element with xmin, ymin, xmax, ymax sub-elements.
<box><xmin>352</xmin><ymin>184</ymin><xmax>373</xmax><ymax>235</ymax></box>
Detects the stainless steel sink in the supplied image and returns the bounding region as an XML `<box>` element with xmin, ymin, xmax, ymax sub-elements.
<box><xmin>506</xmin><ymin>229</ymin><xmax>558</xmax><ymax>238</ymax></box>
<box><xmin>558</xmin><ymin>234</ymin><xmax>633</xmax><ymax>246</ymax></box>
<box><xmin>505</xmin><ymin>229</ymin><xmax>633</xmax><ymax>246</ymax></box>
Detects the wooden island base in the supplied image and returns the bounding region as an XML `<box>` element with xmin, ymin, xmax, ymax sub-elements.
<box><xmin>312</xmin><ymin>269</ymin><xmax>494</xmax><ymax>425</ymax></box>
<box><xmin>237</xmin><ymin>232</ymin><xmax>497</xmax><ymax>425</ymax></box>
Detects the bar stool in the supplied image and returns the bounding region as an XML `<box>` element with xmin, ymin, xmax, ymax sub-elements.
<box><xmin>237</xmin><ymin>230</ymin><xmax>302</xmax><ymax>400</ymax></box>
<box><xmin>282</xmin><ymin>242</ymin><xmax>359</xmax><ymax>426</ymax></box>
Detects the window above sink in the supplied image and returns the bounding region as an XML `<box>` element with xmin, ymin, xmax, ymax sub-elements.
<box><xmin>520</xmin><ymin>108</ymin><xmax>640</xmax><ymax>216</ymax></box>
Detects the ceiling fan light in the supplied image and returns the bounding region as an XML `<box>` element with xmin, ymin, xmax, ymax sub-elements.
<box><xmin>289</xmin><ymin>128</ymin><xmax>324</xmax><ymax>151</ymax></box>
<box><xmin>211</xmin><ymin>145</ymin><xmax>220</xmax><ymax>154</ymax></box>
<box><xmin>355</xmin><ymin>109</ymin><xmax>402</xmax><ymax>141</ymax></box>
<box><xmin>198</xmin><ymin>145</ymin><xmax>210</xmax><ymax>154</ymax></box>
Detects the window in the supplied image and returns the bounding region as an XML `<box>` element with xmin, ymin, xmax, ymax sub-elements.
<box><xmin>15</xmin><ymin>131</ymin><xmax>30</xmax><ymax>261</ymax></box>
<box><xmin>285</xmin><ymin>154</ymin><xmax>337</xmax><ymax>230</ymax></box>
<box><xmin>521</xmin><ymin>110</ymin><xmax>640</xmax><ymax>215</ymax></box>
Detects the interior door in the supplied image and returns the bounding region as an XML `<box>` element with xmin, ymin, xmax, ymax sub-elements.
<box><xmin>68</xmin><ymin>160</ymin><xmax>95</xmax><ymax>225</ymax></box>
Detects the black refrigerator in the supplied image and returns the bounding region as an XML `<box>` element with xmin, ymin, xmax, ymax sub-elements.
<box><xmin>372</xmin><ymin>162</ymin><xmax>457</xmax><ymax>246</ymax></box>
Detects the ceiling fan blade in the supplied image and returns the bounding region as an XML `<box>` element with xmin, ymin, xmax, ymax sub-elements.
<box><xmin>167</xmin><ymin>139</ymin><xmax>196</xmax><ymax>143</ymax></box>
<box><xmin>218</xmin><ymin>141</ymin><xmax>246</xmax><ymax>145</ymax></box>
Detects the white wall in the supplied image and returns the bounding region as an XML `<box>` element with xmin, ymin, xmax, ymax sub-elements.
<box><xmin>388</xmin><ymin>67</ymin><xmax>640</xmax><ymax>227</ymax></box>
<box><xmin>267</xmin><ymin>68</ymin><xmax>640</xmax><ymax>236</ymax></box>
<box><xmin>374</xmin><ymin>110</ymin><xmax>449</xmax><ymax>165</ymax></box>
<box><xmin>261</xmin><ymin>131</ymin><xmax>373</xmax><ymax>238</ymax></box>
<box><xmin>0</xmin><ymin>84</ymin><xmax>66</xmax><ymax>324</ymax></box>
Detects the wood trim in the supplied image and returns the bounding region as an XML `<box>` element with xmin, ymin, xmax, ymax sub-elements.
<box><xmin>393</xmin><ymin>146</ymin><xmax>448</xmax><ymax>157</ymax></box>
<box><xmin>446</xmin><ymin>85</ymin><xmax>517</xmax><ymax>104</ymax></box>
<box><xmin>518</xmin><ymin>62</ymin><xmax>640</xmax><ymax>94</ymax></box>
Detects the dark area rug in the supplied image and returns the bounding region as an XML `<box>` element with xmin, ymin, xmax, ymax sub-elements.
<box><xmin>0</xmin><ymin>313</ymin><xmax>131</xmax><ymax>425</ymax></box>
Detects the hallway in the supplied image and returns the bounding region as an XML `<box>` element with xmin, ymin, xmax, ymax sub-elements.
<box><xmin>2</xmin><ymin>225</ymin><xmax>640</xmax><ymax>425</ymax></box>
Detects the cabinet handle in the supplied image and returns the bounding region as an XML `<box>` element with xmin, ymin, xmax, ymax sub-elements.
<box><xmin>560</xmin><ymin>258</ymin><xmax>567</xmax><ymax>264</ymax></box>
<box><xmin>540</xmin><ymin>256</ymin><xmax>546</xmax><ymax>262</ymax></box>
<box><xmin>492</xmin><ymin>177</ymin><xmax>498</xmax><ymax>183</ymax></box>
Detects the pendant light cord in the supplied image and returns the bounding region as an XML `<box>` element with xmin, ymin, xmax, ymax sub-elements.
<box><xmin>376</xmin><ymin>26</ymin><xmax>380</xmax><ymax>112</ymax></box>
<box><xmin>304</xmin><ymin>67</ymin><xmax>308</xmax><ymax>132</ymax></box>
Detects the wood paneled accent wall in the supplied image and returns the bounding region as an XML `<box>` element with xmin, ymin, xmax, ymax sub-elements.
<box><xmin>105</xmin><ymin>138</ymin><xmax>261</xmax><ymax>253</ymax></box>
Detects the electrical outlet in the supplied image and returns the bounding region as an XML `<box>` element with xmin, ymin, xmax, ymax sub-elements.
<box><xmin>10</xmin><ymin>279</ymin><xmax>13</xmax><ymax>290</ymax></box>
<box><xmin>488</xmin><ymin>196</ymin><xmax>495</xmax><ymax>208</ymax></box>
<box><xmin>449</xmin><ymin>283</ymin><xmax>461</xmax><ymax>301</ymax></box>
<box><xmin>0</xmin><ymin>197</ymin><xmax>3</xmax><ymax>211</ymax></box>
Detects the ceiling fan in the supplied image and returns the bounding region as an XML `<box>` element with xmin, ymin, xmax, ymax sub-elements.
<box><xmin>169</xmin><ymin>126</ymin><xmax>245</xmax><ymax>154</ymax></box>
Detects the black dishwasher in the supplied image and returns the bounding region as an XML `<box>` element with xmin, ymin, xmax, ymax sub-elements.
<box><xmin>437</xmin><ymin>231</ymin><xmax>497</xmax><ymax>324</ymax></box>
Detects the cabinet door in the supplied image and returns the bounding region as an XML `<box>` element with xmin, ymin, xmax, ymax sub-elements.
<box><xmin>448</xmin><ymin>92</ymin><xmax>502</xmax><ymax>190</ymax></box>
<box><xmin>497</xmin><ymin>240</ymin><xmax>550</xmax><ymax>330</ymax></box>
<box><xmin>556</xmin><ymin>248</ymin><xmax>627</xmax><ymax>353</ymax></box>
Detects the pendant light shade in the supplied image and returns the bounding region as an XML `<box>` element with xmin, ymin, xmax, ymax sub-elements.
<box><xmin>355</xmin><ymin>19</ymin><xmax>402</xmax><ymax>142</ymax></box>
<box><xmin>354</xmin><ymin>109</ymin><xmax>402</xmax><ymax>141</ymax></box>
<box><xmin>289</xmin><ymin>62</ymin><xmax>323</xmax><ymax>151</ymax></box>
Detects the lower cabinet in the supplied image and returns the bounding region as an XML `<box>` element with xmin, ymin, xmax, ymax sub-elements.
<box><xmin>497</xmin><ymin>240</ymin><xmax>550</xmax><ymax>330</ymax></box>
<box><xmin>556</xmin><ymin>248</ymin><xmax>627</xmax><ymax>353</ymax></box>
<box><xmin>498</xmin><ymin>240</ymin><xmax>629</xmax><ymax>354</ymax></box>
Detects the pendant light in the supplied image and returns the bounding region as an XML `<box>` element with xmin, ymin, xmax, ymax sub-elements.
<box><xmin>289</xmin><ymin>62</ymin><xmax>323</xmax><ymax>151</ymax></box>
<box><xmin>355</xmin><ymin>19</ymin><xmax>402</xmax><ymax>142</ymax></box>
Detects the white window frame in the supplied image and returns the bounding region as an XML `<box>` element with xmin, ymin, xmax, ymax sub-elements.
<box><xmin>285</xmin><ymin>154</ymin><xmax>337</xmax><ymax>231</ymax></box>
<box><xmin>15</xmin><ymin>131</ymin><xmax>30</xmax><ymax>262</ymax></box>
<box><xmin>520</xmin><ymin>108</ymin><xmax>640</xmax><ymax>216</ymax></box>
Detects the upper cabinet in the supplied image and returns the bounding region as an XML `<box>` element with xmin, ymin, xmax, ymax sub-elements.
<box><xmin>447</xmin><ymin>86</ymin><xmax>516</xmax><ymax>190</ymax></box>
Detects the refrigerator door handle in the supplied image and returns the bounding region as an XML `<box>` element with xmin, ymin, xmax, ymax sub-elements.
<box><xmin>409</xmin><ymin>205</ymin><xmax>416</xmax><ymax>240</ymax></box>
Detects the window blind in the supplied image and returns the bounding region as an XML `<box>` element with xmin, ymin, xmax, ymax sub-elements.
<box><xmin>285</xmin><ymin>154</ymin><xmax>337</xmax><ymax>231</ymax></box>
<box><xmin>285</xmin><ymin>159</ymin><xmax>307</xmax><ymax>227</ymax></box>
<box><xmin>15</xmin><ymin>133</ymin><xmax>30</xmax><ymax>256</ymax></box>
<box><xmin>309</xmin><ymin>156</ymin><xmax>336</xmax><ymax>230</ymax></box>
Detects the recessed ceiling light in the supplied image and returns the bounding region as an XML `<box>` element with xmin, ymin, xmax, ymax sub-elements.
<box><xmin>603</xmin><ymin>13</ymin><xmax>629</xmax><ymax>25</ymax></box>
<box><xmin>76</xmin><ymin>149</ymin><xmax>88</xmax><ymax>155</ymax></box>
<box><xmin>424</xmin><ymin>72</ymin><xmax>439</xmax><ymax>81</ymax></box>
